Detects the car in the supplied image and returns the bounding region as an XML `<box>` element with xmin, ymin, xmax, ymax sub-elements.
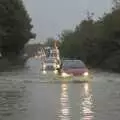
<box><xmin>62</xmin><ymin>60</ymin><xmax>89</xmax><ymax>77</ymax></box>
<box><xmin>44</xmin><ymin>58</ymin><xmax>56</xmax><ymax>71</ymax></box>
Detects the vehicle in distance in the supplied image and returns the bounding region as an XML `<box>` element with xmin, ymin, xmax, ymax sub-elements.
<box><xmin>44</xmin><ymin>58</ymin><xmax>56</xmax><ymax>71</ymax></box>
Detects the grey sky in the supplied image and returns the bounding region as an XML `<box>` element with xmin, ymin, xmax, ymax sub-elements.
<box><xmin>23</xmin><ymin>0</ymin><xmax>112</xmax><ymax>43</ymax></box>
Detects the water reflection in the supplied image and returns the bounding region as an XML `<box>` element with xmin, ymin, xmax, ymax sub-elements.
<box><xmin>58</xmin><ymin>84</ymin><xmax>72</xmax><ymax>120</ymax></box>
<box><xmin>80</xmin><ymin>83</ymin><xmax>94</xmax><ymax>120</ymax></box>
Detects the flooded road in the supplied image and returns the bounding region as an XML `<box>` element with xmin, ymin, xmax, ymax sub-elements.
<box><xmin>0</xmin><ymin>58</ymin><xmax>120</xmax><ymax>120</ymax></box>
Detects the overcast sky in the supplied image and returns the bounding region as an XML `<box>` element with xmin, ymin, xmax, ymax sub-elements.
<box><xmin>23</xmin><ymin>0</ymin><xmax>112</xmax><ymax>43</ymax></box>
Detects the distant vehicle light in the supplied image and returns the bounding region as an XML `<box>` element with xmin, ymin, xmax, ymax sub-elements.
<box><xmin>54</xmin><ymin>70</ymin><xmax>58</xmax><ymax>74</ymax></box>
<box><xmin>83</xmin><ymin>72</ymin><xmax>89</xmax><ymax>76</ymax></box>
<box><xmin>56</xmin><ymin>64</ymin><xmax>60</xmax><ymax>68</ymax></box>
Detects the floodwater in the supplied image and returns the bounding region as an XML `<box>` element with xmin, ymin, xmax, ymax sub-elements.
<box><xmin>0</xmin><ymin>58</ymin><xmax>120</xmax><ymax>120</ymax></box>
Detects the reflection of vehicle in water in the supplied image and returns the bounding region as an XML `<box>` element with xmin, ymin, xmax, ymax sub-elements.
<box><xmin>57</xmin><ymin>84</ymin><xmax>72</xmax><ymax>120</ymax></box>
<box><xmin>57</xmin><ymin>83</ymin><xmax>94</xmax><ymax>120</ymax></box>
<box><xmin>80</xmin><ymin>83</ymin><xmax>94</xmax><ymax>120</ymax></box>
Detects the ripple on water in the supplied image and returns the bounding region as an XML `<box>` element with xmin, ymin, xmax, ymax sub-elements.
<box><xmin>0</xmin><ymin>79</ymin><xmax>29</xmax><ymax>118</ymax></box>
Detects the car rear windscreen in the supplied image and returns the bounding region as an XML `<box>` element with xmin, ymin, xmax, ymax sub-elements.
<box><xmin>63</xmin><ymin>60</ymin><xmax>86</xmax><ymax>69</ymax></box>
<box><xmin>46</xmin><ymin>59</ymin><xmax>54</xmax><ymax>63</ymax></box>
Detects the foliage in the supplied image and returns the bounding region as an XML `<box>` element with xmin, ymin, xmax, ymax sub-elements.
<box><xmin>0</xmin><ymin>0</ymin><xmax>36</xmax><ymax>57</ymax></box>
<box><xmin>60</xmin><ymin>5</ymin><xmax>120</xmax><ymax>72</ymax></box>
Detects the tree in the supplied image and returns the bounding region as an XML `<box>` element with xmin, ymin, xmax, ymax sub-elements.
<box><xmin>60</xmin><ymin>7</ymin><xmax>120</xmax><ymax>72</ymax></box>
<box><xmin>0</xmin><ymin>0</ymin><xmax>36</xmax><ymax>57</ymax></box>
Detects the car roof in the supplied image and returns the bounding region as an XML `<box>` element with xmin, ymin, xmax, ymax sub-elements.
<box><xmin>63</xmin><ymin>59</ymin><xmax>84</xmax><ymax>63</ymax></box>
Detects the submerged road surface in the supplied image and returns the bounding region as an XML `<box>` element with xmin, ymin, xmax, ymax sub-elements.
<box><xmin>0</xmin><ymin>58</ymin><xmax>119</xmax><ymax>120</ymax></box>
